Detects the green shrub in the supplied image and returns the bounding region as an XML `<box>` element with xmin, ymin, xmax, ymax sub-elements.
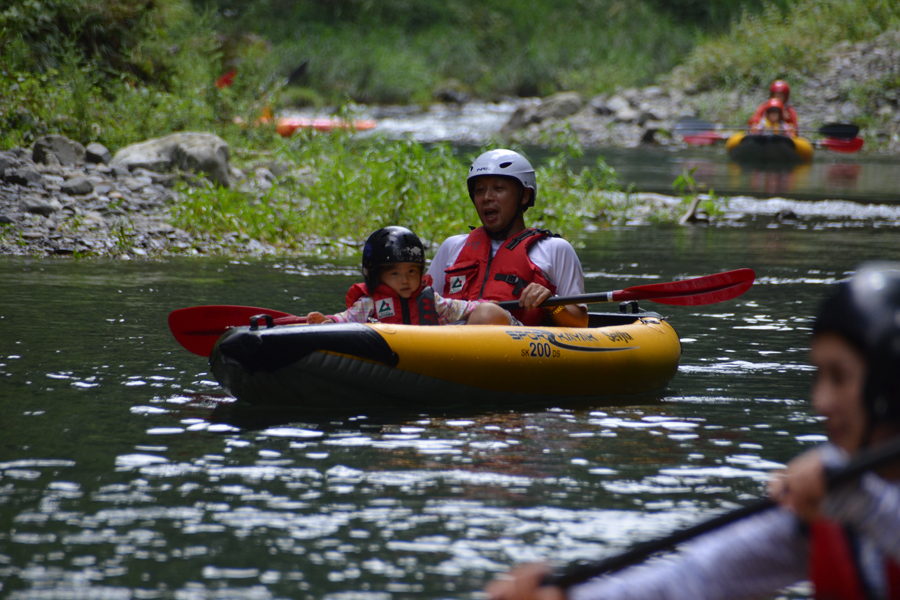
<box><xmin>171</xmin><ymin>130</ymin><xmax>626</xmax><ymax>254</ymax></box>
<box><xmin>680</xmin><ymin>0</ymin><xmax>900</xmax><ymax>90</ymax></box>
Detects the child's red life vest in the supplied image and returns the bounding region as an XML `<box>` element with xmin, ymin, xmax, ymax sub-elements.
<box><xmin>442</xmin><ymin>227</ymin><xmax>557</xmax><ymax>326</ymax></box>
<box><xmin>809</xmin><ymin>519</ymin><xmax>900</xmax><ymax>600</ymax></box>
<box><xmin>345</xmin><ymin>275</ymin><xmax>440</xmax><ymax>326</ymax></box>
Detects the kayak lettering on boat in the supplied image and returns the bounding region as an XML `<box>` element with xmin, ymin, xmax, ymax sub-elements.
<box><xmin>522</xmin><ymin>342</ymin><xmax>561</xmax><ymax>358</ymax></box>
<box><xmin>603</xmin><ymin>330</ymin><xmax>634</xmax><ymax>343</ymax></box>
<box><xmin>505</xmin><ymin>329</ymin><xmax>635</xmax><ymax>353</ymax></box>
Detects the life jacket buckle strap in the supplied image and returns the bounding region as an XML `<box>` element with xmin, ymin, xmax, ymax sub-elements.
<box><xmin>504</xmin><ymin>228</ymin><xmax>559</xmax><ymax>250</ymax></box>
<box><xmin>494</xmin><ymin>273</ymin><xmax>527</xmax><ymax>296</ymax></box>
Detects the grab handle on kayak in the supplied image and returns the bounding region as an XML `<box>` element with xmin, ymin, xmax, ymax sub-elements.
<box><xmin>249</xmin><ymin>314</ymin><xmax>275</xmax><ymax>331</ymax></box>
<box><xmin>619</xmin><ymin>301</ymin><xmax>641</xmax><ymax>314</ymax></box>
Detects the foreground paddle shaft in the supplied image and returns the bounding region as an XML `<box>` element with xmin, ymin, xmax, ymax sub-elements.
<box><xmin>497</xmin><ymin>268</ymin><xmax>755</xmax><ymax>311</ymax></box>
<box><xmin>544</xmin><ymin>435</ymin><xmax>900</xmax><ymax>589</ymax></box>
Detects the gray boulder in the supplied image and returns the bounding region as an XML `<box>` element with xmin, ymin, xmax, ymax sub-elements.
<box><xmin>501</xmin><ymin>105</ymin><xmax>539</xmax><ymax>132</ymax></box>
<box><xmin>6</xmin><ymin>167</ymin><xmax>44</xmax><ymax>186</ymax></box>
<box><xmin>86</xmin><ymin>142</ymin><xmax>112</xmax><ymax>164</ymax></box>
<box><xmin>22</xmin><ymin>195</ymin><xmax>63</xmax><ymax>217</ymax></box>
<box><xmin>605</xmin><ymin>96</ymin><xmax>631</xmax><ymax>114</ymax></box>
<box><xmin>61</xmin><ymin>177</ymin><xmax>95</xmax><ymax>196</ymax></box>
<box><xmin>111</xmin><ymin>132</ymin><xmax>233</xmax><ymax>186</ymax></box>
<box><xmin>534</xmin><ymin>92</ymin><xmax>584</xmax><ymax>122</ymax></box>
<box><xmin>0</xmin><ymin>153</ymin><xmax>19</xmax><ymax>176</ymax></box>
<box><xmin>33</xmin><ymin>134</ymin><xmax>86</xmax><ymax>166</ymax></box>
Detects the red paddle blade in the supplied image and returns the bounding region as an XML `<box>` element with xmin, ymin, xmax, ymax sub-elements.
<box><xmin>683</xmin><ymin>132</ymin><xmax>725</xmax><ymax>146</ymax></box>
<box><xmin>821</xmin><ymin>137</ymin><xmax>864</xmax><ymax>153</ymax></box>
<box><xmin>169</xmin><ymin>305</ymin><xmax>302</xmax><ymax>356</ymax></box>
<box><xmin>613</xmin><ymin>268</ymin><xmax>755</xmax><ymax>306</ymax></box>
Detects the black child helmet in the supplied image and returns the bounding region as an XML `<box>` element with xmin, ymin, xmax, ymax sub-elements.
<box><xmin>813</xmin><ymin>262</ymin><xmax>900</xmax><ymax>424</ymax></box>
<box><xmin>361</xmin><ymin>226</ymin><xmax>426</xmax><ymax>292</ymax></box>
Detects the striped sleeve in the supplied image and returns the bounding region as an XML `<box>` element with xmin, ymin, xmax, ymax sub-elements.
<box><xmin>433</xmin><ymin>293</ymin><xmax>483</xmax><ymax>325</ymax></box>
<box><xmin>329</xmin><ymin>297</ymin><xmax>374</xmax><ymax>323</ymax></box>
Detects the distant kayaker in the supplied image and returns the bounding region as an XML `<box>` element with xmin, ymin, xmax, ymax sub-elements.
<box><xmin>426</xmin><ymin>149</ymin><xmax>589</xmax><ymax>327</ymax></box>
<box><xmin>749</xmin><ymin>80</ymin><xmax>799</xmax><ymax>132</ymax></box>
<box><xmin>750</xmin><ymin>98</ymin><xmax>797</xmax><ymax>137</ymax></box>
<box><xmin>307</xmin><ymin>226</ymin><xmax>512</xmax><ymax>325</ymax></box>
<box><xmin>485</xmin><ymin>262</ymin><xmax>900</xmax><ymax>600</ymax></box>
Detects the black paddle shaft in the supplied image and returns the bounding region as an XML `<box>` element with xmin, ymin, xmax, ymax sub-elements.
<box><xmin>544</xmin><ymin>435</ymin><xmax>900</xmax><ymax>589</ymax></box>
<box><xmin>674</xmin><ymin>118</ymin><xmax>859</xmax><ymax>140</ymax></box>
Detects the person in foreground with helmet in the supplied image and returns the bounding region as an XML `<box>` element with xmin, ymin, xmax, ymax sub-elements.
<box><xmin>749</xmin><ymin>80</ymin><xmax>799</xmax><ymax>133</ymax></box>
<box><xmin>750</xmin><ymin>98</ymin><xmax>797</xmax><ymax>137</ymax></box>
<box><xmin>307</xmin><ymin>226</ymin><xmax>510</xmax><ymax>325</ymax></box>
<box><xmin>426</xmin><ymin>149</ymin><xmax>588</xmax><ymax>328</ymax></box>
<box><xmin>485</xmin><ymin>262</ymin><xmax>900</xmax><ymax>600</ymax></box>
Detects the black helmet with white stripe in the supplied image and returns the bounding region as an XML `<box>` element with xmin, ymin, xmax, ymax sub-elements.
<box><xmin>361</xmin><ymin>226</ymin><xmax>425</xmax><ymax>292</ymax></box>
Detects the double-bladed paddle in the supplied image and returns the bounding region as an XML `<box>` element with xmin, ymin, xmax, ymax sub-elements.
<box><xmin>169</xmin><ymin>269</ymin><xmax>754</xmax><ymax>356</ymax></box>
<box><xmin>168</xmin><ymin>305</ymin><xmax>307</xmax><ymax>357</ymax></box>
<box><xmin>542</xmin><ymin>434</ymin><xmax>900</xmax><ymax>589</ymax></box>
<box><xmin>676</xmin><ymin>118</ymin><xmax>860</xmax><ymax>140</ymax></box>
<box><xmin>818</xmin><ymin>136</ymin><xmax>865</xmax><ymax>153</ymax></box>
<box><xmin>496</xmin><ymin>268</ymin><xmax>755</xmax><ymax>311</ymax></box>
<box><xmin>683</xmin><ymin>130</ymin><xmax>863</xmax><ymax>153</ymax></box>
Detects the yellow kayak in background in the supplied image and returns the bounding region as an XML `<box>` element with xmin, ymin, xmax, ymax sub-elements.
<box><xmin>210</xmin><ymin>311</ymin><xmax>682</xmax><ymax>412</ymax></box>
<box><xmin>726</xmin><ymin>132</ymin><xmax>814</xmax><ymax>163</ymax></box>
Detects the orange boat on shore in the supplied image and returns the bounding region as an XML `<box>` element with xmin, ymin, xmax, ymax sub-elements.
<box><xmin>274</xmin><ymin>116</ymin><xmax>377</xmax><ymax>136</ymax></box>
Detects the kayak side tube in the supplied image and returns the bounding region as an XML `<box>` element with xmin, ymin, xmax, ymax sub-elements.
<box><xmin>209</xmin><ymin>313</ymin><xmax>681</xmax><ymax>408</ymax></box>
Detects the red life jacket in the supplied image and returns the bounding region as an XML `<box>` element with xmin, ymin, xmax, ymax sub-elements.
<box><xmin>345</xmin><ymin>275</ymin><xmax>440</xmax><ymax>326</ymax></box>
<box><xmin>809</xmin><ymin>519</ymin><xmax>900</xmax><ymax>600</ymax></box>
<box><xmin>442</xmin><ymin>227</ymin><xmax>557</xmax><ymax>326</ymax></box>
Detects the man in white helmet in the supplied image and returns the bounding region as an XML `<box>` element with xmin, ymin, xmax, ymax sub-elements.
<box><xmin>426</xmin><ymin>149</ymin><xmax>588</xmax><ymax>327</ymax></box>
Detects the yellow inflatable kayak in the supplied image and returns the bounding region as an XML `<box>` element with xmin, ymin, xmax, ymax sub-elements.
<box><xmin>726</xmin><ymin>132</ymin><xmax>814</xmax><ymax>163</ymax></box>
<box><xmin>210</xmin><ymin>311</ymin><xmax>682</xmax><ymax>411</ymax></box>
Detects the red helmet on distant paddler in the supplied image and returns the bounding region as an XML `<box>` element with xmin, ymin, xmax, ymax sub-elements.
<box><xmin>770</xmin><ymin>80</ymin><xmax>790</xmax><ymax>101</ymax></box>
<box><xmin>763</xmin><ymin>98</ymin><xmax>785</xmax><ymax>116</ymax></box>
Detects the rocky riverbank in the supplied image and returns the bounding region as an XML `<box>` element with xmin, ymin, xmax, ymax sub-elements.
<box><xmin>1</xmin><ymin>32</ymin><xmax>898</xmax><ymax>259</ymax></box>
<box><xmin>498</xmin><ymin>30</ymin><xmax>900</xmax><ymax>151</ymax></box>
<box><xmin>0</xmin><ymin>133</ymin><xmax>285</xmax><ymax>258</ymax></box>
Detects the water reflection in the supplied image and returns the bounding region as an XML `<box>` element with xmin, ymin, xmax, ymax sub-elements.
<box><xmin>725</xmin><ymin>163</ymin><xmax>813</xmax><ymax>198</ymax></box>
<box><xmin>588</xmin><ymin>147</ymin><xmax>900</xmax><ymax>203</ymax></box>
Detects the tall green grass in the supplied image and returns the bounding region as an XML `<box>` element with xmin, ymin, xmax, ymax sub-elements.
<box><xmin>171</xmin><ymin>130</ymin><xmax>629</xmax><ymax>254</ymax></box>
<box><xmin>679</xmin><ymin>0</ymin><xmax>900</xmax><ymax>90</ymax></box>
<box><xmin>207</xmin><ymin>0</ymin><xmax>704</xmax><ymax>102</ymax></box>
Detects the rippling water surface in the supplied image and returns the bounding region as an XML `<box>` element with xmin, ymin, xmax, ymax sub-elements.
<box><xmin>2</xmin><ymin>224</ymin><xmax>899</xmax><ymax>600</ymax></box>
<box><xmin>295</xmin><ymin>102</ymin><xmax>900</xmax><ymax>203</ymax></box>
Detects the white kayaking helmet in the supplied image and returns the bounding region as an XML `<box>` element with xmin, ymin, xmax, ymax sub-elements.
<box><xmin>466</xmin><ymin>149</ymin><xmax>537</xmax><ymax>210</ymax></box>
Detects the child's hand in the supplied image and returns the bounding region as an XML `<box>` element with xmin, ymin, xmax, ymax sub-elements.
<box><xmin>306</xmin><ymin>312</ymin><xmax>334</xmax><ymax>324</ymax></box>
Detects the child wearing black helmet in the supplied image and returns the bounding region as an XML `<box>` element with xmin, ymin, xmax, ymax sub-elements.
<box><xmin>307</xmin><ymin>226</ymin><xmax>513</xmax><ymax>326</ymax></box>
<box><xmin>486</xmin><ymin>262</ymin><xmax>900</xmax><ymax>600</ymax></box>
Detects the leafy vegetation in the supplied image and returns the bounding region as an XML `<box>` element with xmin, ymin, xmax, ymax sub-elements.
<box><xmin>171</xmin><ymin>128</ymin><xmax>631</xmax><ymax>253</ymax></box>
<box><xmin>1</xmin><ymin>0</ymin><xmax>895</xmax><ymax>256</ymax></box>
<box><xmin>1</xmin><ymin>0</ymin><xmax>790</xmax><ymax>150</ymax></box>
<box><xmin>677</xmin><ymin>0</ymin><xmax>900</xmax><ymax>91</ymax></box>
<box><xmin>201</xmin><ymin>0</ymin><xmax>704</xmax><ymax>103</ymax></box>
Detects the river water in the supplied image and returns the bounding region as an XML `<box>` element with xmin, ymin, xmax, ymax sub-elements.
<box><xmin>342</xmin><ymin>101</ymin><xmax>900</xmax><ymax>203</ymax></box>
<box><xmin>3</xmin><ymin>220</ymin><xmax>900</xmax><ymax>600</ymax></box>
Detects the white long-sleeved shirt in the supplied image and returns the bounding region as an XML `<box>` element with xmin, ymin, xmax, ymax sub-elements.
<box><xmin>569</xmin><ymin>445</ymin><xmax>900</xmax><ymax>600</ymax></box>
